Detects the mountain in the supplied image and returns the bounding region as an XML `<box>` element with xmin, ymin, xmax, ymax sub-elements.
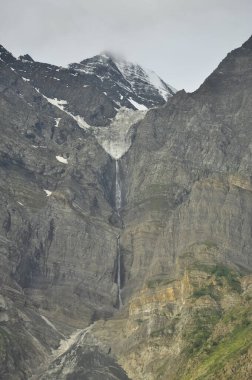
<box><xmin>0</xmin><ymin>37</ymin><xmax>252</xmax><ymax>380</ymax></box>
<box><xmin>70</xmin><ymin>52</ymin><xmax>176</xmax><ymax>109</ymax></box>
<box><xmin>0</xmin><ymin>45</ymin><xmax>175</xmax><ymax>126</ymax></box>
<box><xmin>0</xmin><ymin>45</ymin><xmax>175</xmax><ymax>159</ymax></box>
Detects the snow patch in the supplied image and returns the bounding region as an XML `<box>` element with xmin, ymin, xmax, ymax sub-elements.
<box><xmin>94</xmin><ymin>107</ymin><xmax>147</xmax><ymax>159</ymax></box>
<box><xmin>35</xmin><ymin>89</ymin><xmax>91</xmax><ymax>130</ymax></box>
<box><xmin>45</xmin><ymin>96</ymin><xmax>68</xmax><ymax>111</ymax></box>
<box><xmin>54</xmin><ymin>118</ymin><xmax>61</xmax><ymax>128</ymax></box>
<box><xmin>146</xmin><ymin>69</ymin><xmax>175</xmax><ymax>100</ymax></box>
<box><xmin>56</xmin><ymin>156</ymin><xmax>68</xmax><ymax>164</ymax></box>
<box><xmin>52</xmin><ymin>324</ymin><xmax>94</xmax><ymax>362</ymax></box>
<box><xmin>44</xmin><ymin>189</ymin><xmax>52</xmax><ymax>196</ymax></box>
<box><xmin>115</xmin><ymin>57</ymin><xmax>176</xmax><ymax>101</ymax></box>
<box><xmin>41</xmin><ymin>315</ymin><xmax>62</xmax><ymax>335</ymax></box>
<box><xmin>22</xmin><ymin>77</ymin><xmax>30</xmax><ymax>82</ymax></box>
<box><xmin>128</xmin><ymin>98</ymin><xmax>148</xmax><ymax>110</ymax></box>
<box><xmin>52</xmin><ymin>330</ymin><xmax>82</xmax><ymax>360</ymax></box>
<box><xmin>31</xmin><ymin>145</ymin><xmax>47</xmax><ymax>149</ymax></box>
<box><xmin>33</xmin><ymin>88</ymin><xmax>147</xmax><ymax>160</ymax></box>
<box><xmin>74</xmin><ymin>68</ymin><xmax>91</xmax><ymax>74</ymax></box>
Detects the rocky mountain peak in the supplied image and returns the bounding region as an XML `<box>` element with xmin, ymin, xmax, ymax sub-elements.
<box><xmin>19</xmin><ymin>53</ymin><xmax>34</xmax><ymax>62</ymax></box>
<box><xmin>194</xmin><ymin>34</ymin><xmax>252</xmax><ymax>97</ymax></box>
<box><xmin>70</xmin><ymin>51</ymin><xmax>176</xmax><ymax>109</ymax></box>
<box><xmin>0</xmin><ymin>44</ymin><xmax>16</xmax><ymax>64</ymax></box>
<box><xmin>242</xmin><ymin>34</ymin><xmax>252</xmax><ymax>49</ymax></box>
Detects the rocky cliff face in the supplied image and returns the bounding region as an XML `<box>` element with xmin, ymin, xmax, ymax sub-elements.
<box><xmin>0</xmin><ymin>37</ymin><xmax>252</xmax><ymax>380</ymax></box>
<box><xmin>120</xmin><ymin>35</ymin><xmax>252</xmax><ymax>293</ymax></box>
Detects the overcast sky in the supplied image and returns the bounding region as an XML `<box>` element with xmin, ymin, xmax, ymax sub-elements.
<box><xmin>0</xmin><ymin>0</ymin><xmax>251</xmax><ymax>91</ymax></box>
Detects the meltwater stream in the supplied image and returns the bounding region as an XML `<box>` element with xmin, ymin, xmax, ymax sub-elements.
<box><xmin>115</xmin><ymin>160</ymin><xmax>123</xmax><ymax>308</ymax></box>
<box><xmin>117</xmin><ymin>234</ymin><xmax>123</xmax><ymax>308</ymax></box>
<box><xmin>115</xmin><ymin>160</ymin><xmax>122</xmax><ymax>210</ymax></box>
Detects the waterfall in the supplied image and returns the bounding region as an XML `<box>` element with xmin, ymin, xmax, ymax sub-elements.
<box><xmin>115</xmin><ymin>159</ymin><xmax>123</xmax><ymax>308</ymax></box>
<box><xmin>117</xmin><ymin>235</ymin><xmax>123</xmax><ymax>308</ymax></box>
<box><xmin>115</xmin><ymin>160</ymin><xmax>121</xmax><ymax>211</ymax></box>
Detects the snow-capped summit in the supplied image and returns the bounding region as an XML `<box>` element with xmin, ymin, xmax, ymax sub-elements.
<box><xmin>0</xmin><ymin>44</ymin><xmax>176</xmax><ymax>129</ymax></box>
<box><xmin>113</xmin><ymin>54</ymin><xmax>176</xmax><ymax>101</ymax></box>
<box><xmin>69</xmin><ymin>52</ymin><xmax>176</xmax><ymax>110</ymax></box>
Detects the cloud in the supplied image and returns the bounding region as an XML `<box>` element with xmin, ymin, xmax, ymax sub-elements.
<box><xmin>0</xmin><ymin>0</ymin><xmax>251</xmax><ymax>90</ymax></box>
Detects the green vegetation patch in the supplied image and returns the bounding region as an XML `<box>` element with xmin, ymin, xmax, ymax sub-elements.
<box><xmin>184</xmin><ymin>308</ymin><xmax>221</xmax><ymax>356</ymax></box>
<box><xmin>192</xmin><ymin>284</ymin><xmax>220</xmax><ymax>301</ymax></box>
<box><xmin>193</xmin><ymin>264</ymin><xmax>242</xmax><ymax>293</ymax></box>
<box><xmin>181</xmin><ymin>305</ymin><xmax>252</xmax><ymax>380</ymax></box>
<box><xmin>136</xmin><ymin>318</ymin><xmax>144</xmax><ymax>324</ymax></box>
<box><xmin>210</xmin><ymin>265</ymin><xmax>242</xmax><ymax>293</ymax></box>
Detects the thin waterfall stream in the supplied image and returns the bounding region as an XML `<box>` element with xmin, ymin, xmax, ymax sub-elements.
<box><xmin>117</xmin><ymin>234</ymin><xmax>123</xmax><ymax>308</ymax></box>
<box><xmin>115</xmin><ymin>160</ymin><xmax>122</xmax><ymax>211</ymax></box>
<box><xmin>115</xmin><ymin>159</ymin><xmax>123</xmax><ymax>308</ymax></box>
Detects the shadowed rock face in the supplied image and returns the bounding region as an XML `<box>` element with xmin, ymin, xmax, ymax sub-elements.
<box><xmin>0</xmin><ymin>37</ymin><xmax>252</xmax><ymax>379</ymax></box>
<box><xmin>120</xmin><ymin>36</ymin><xmax>252</xmax><ymax>294</ymax></box>
<box><xmin>0</xmin><ymin>56</ymin><xmax>120</xmax><ymax>379</ymax></box>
